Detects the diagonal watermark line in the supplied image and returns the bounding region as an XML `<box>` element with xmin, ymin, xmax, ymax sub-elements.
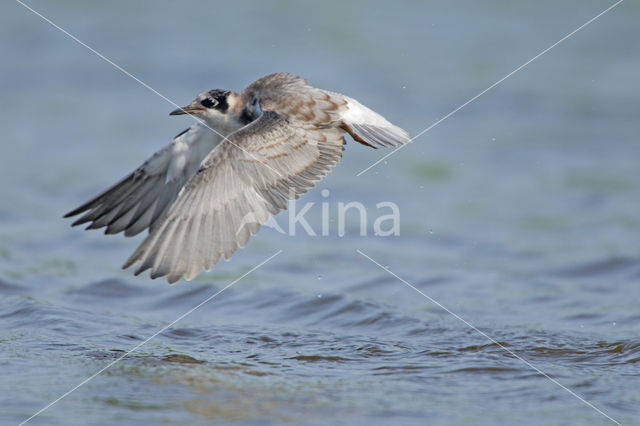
<box><xmin>355</xmin><ymin>249</ymin><xmax>621</xmax><ymax>425</ymax></box>
<box><xmin>14</xmin><ymin>0</ymin><xmax>284</xmax><ymax>179</ymax></box>
<box><xmin>356</xmin><ymin>0</ymin><xmax>624</xmax><ymax>177</ymax></box>
<box><xmin>19</xmin><ymin>250</ymin><xmax>283</xmax><ymax>426</ymax></box>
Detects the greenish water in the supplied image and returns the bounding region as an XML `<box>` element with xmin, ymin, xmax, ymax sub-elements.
<box><xmin>1</xmin><ymin>1</ymin><xmax>639</xmax><ymax>425</ymax></box>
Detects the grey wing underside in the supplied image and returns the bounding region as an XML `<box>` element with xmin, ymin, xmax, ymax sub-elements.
<box><xmin>64</xmin><ymin>123</ymin><xmax>222</xmax><ymax>236</ymax></box>
<box><xmin>124</xmin><ymin>111</ymin><xmax>345</xmax><ymax>283</ymax></box>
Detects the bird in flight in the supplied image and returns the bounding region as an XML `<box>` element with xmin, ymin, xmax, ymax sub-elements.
<box><xmin>65</xmin><ymin>73</ymin><xmax>410</xmax><ymax>283</ymax></box>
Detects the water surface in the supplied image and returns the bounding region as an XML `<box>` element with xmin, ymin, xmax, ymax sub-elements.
<box><xmin>1</xmin><ymin>1</ymin><xmax>639</xmax><ymax>424</ymax></box>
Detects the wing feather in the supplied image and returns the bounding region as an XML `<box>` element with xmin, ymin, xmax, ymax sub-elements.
<box><xmin>126</xmin><ymin>111</ymin><xmax>345</xmax><ymax>283</ymax></box>
<box><xmin>338</xmin><ymin>96</ymin><xmax>410</xmax><ymax>148</ymax></box>
<box><xmin>244</xmin><ymin>73</ymin><xmax>409</xmax><ymax>148</ymax></box>
<box><xmin>64</xmin><ymin>123</ymin><xmax>222</xmax><ymax>236</ymax></box>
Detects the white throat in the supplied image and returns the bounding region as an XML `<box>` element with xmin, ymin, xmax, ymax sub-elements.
<box><xmin>201</xmin><ymin>114</ymin><xmax>244</xmax><ymax>136</ymax></box>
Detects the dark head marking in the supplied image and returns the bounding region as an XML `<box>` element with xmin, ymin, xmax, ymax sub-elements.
<box><xmin>200</xmin><ymin>98</ymin><xmax>215</xmax><ymax>108</ymax></box>
<box><xmin>201</xmin><ymin>89</ymin><xmax>230</xmax><ymax>113</ymax></box>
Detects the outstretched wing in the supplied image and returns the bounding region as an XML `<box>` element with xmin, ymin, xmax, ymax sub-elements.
<box><xmin>124</xmin><ymin>111</ymin><xmax>345</xmax><ymax>283</ymax></box>
<box><xmin>64</xmin><ymin>123</ymin><xmax>222</xmax><ymax>236</ymax></box>
<box><xmin>245</xmin><ymin>73</ymin><xmax>410</xmax><ymax>148</ymax></box>
<box><xmin>244</xmin><ymin>73</ymin><xmax>347</xmax><ymax>125</ymax></box>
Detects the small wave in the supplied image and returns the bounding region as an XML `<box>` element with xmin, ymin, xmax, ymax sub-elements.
<box><xmin>65</xmin><ymin>278</ymin><xmax>155</xmax><ymax>298</ymax></box>
<box><xmin>287</xmin><ymin>355</ymin><xmax>354</xmax><ymax>363</ymax></box>
<box><xmin>151</xmin><ymin>283</ymin><xmax>220</xmax><ymax>310</ymax></box>
<box><xmin>163</xmin><ymin>354</ymin><xmax>205</xmax><ymax>364</ymax></box>
<box><xmin>550</xmin><ymin>256</ymin><xmax>639</xmax><ymax>278</ymax></box>
<box><xmin>0</xmin><ymin>278</ymin><xmax>24</xmax><ymax>295</ymax></box>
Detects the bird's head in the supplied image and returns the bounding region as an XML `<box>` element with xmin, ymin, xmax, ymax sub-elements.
<box><xmin>170</xmin><ymin>89</ymin><xmax>243</xmax><ymax>133</ymax></box>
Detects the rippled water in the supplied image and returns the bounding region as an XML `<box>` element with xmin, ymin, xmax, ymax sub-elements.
<box><xmin>2</xmin><ymin>1</ymin><xmax>640</xmax><ymax>425</ymax></box>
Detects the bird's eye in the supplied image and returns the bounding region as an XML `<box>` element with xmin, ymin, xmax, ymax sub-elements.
<box><xmin>201</xmin><ymin>98</ymin><xmax>216</xmax><ymax>108</ymax></box>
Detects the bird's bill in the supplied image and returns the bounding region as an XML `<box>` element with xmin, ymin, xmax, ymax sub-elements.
<box><xmin>169</xmin><ymin>105</ymin><xmax>205</xmax><ymax>116</ymax></box>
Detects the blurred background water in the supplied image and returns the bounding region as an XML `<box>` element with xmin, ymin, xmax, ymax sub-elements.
<box><xmin>1</xmin><ymin>0</ymin><xmax>639</xmax><ymax>425</ymax></box>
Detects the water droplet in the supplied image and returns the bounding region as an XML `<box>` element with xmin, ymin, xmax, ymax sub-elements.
<box><xmin>317</xmin><ymin>294</ymin><xmax>322</xmax><ymax>298</ymax></box>
<box><xmin>429</xmin><ymin>229</ymin><xmax>434</xmax><ymax>235</ymax></box>
<box><xmin>321</xmin><ymin>189</ymin><xmax>330</xmax><ymax>198</ymax></box>
<box><xmin>317</xmin><ymin>275</ymin><xmax>323</xmax><ymax>280</ymax></box>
